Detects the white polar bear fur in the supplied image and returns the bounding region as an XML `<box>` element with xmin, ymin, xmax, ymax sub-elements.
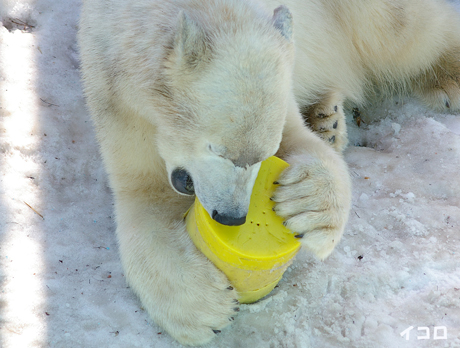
<box><xmin>78</xmin><ymin>0</ymin><xmax>460</xmax><ymax>345</ymax></box>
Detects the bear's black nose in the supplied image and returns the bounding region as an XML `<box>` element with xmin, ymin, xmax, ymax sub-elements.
<box><xmin>212</xmin><ymin>210</ymin><xmax>246</xmax><ymax>226</ymax></box>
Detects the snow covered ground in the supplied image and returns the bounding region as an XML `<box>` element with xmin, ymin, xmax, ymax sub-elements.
<box><xmin>1</xmin><ymin>0</ymin><xmax>459</xmax><ymax>347</ymax></box>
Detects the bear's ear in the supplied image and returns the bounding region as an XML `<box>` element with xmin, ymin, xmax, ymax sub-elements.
<box><xmin>174</xmin><ymin>11</ymin><xmax>209</xmax><ymax>68</ymax></box>
<box><xmin>272</xmin><ymin>5</ymin><xmax>293</xmax><ymax>41</ymax></box>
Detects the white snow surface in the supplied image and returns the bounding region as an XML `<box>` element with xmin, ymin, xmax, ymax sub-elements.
<box><xmin>1</xmin><ymin>1</ymin><xmax>460</xmax><ymax>347</ymax></box>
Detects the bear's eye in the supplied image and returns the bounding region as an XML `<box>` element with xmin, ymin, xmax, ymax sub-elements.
<box><xmin>171</xmin><ymin>168</ymin><xmax>195</xmax><ymax>195</ymax></box>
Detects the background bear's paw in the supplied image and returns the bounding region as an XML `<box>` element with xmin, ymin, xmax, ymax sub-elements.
<box><xmin>301</xmin><ymin>100</ymin><xmax>348</xmax><ymax>153</ymax></box>
<box><xmin>271</xmin><ymin>154</ymin><xmax>351</xmax><ymax>260</ymax></box>
<box><xmin>417</xmin><ymin>78</ymin><xmax>460</xmax><ymax>111</ymax></box>
<box><xmin>413</xmin><ymin>51</ymin><xmax>460</xmax><ymax>112</ymax></box>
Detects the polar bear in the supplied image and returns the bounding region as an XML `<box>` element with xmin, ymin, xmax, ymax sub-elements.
<box><xmin>78</xmin><ymin>0</ymin><xmax>460</xmax><ymax>345</ymax></box>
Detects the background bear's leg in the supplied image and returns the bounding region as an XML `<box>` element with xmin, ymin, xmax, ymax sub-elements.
<box><xmin>300</xmin><ymin>91</ymin><xmax>348</xmax><ymax>153</ymax></box>
<box><xmin>411</xmin><ymin>46</ymin><xmax>460</xmax><ymax>111</ymax></box>
<box><xmin>322</xmin><ymin>0</ymin><xmax>460</xmax><ymax>113</ymax></box>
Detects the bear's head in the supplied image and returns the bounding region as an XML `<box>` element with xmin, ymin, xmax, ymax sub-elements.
<box><xmin>156</xmin><ymin>4</ymin><xmax>295</xmax><ymax>225</ymax></box>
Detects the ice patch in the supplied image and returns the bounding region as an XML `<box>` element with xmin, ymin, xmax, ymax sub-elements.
<box><xmin>390</xmin><ymin>190</ymin><xmax>416</xmax><ymax>203</ymax></box>
<box><xmin>391</xmin><ymin>122</ymin><xmax>401</xmax><ymax>136</ymax></box>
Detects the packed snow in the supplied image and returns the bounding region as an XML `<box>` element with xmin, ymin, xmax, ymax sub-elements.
<box><xmin>0</xmin><ymin>1</ymin><xmax>459</xmax><ymax>347</ymax></box>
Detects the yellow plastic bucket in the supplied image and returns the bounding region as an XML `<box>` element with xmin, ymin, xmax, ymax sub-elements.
<box><xmin>185</xmin><ymin>156</ymin><xmax>301</xmax><ymax>303</ymax></box>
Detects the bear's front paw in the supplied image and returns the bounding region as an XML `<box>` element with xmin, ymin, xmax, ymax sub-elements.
<box><xmin>272</xmin><ymin>153</ymin><xmax>351</xmax><ymax>259</ymax></box>
<box><xmin>149</xmin><ymin>257</ymin><xmax>238</xmax><ymax>346</ymax></box>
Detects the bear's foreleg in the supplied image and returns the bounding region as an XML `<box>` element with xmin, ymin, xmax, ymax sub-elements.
<box><xmin>114</xmin><ymin>192</ymin><xmax>238</xmax><ymax>346</ymax></box>
<box><xmin>274</xmin><ymin>98</ymin><xmax>352</xmax><ymax>260</ymax></box>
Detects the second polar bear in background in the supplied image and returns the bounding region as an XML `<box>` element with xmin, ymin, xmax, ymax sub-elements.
<box><xmin>79</xmin><ymin>0</ymin><xmax>460</xmax><ymax>345</ymax></box>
